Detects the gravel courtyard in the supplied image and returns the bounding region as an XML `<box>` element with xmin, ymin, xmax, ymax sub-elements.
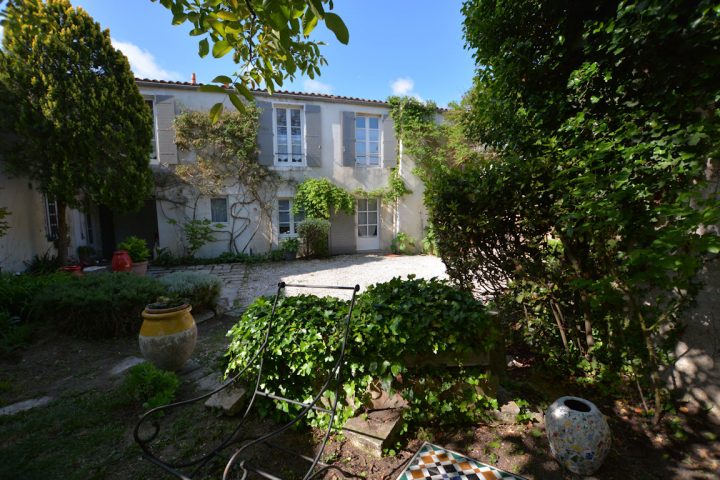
<box><xmin>151</xmin><ymin>254</ymin><xmax>448</xmax><ymax>311</ymax></box>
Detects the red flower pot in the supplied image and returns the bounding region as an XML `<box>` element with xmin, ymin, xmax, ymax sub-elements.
<box><xmin>112</xmin><ymin>250</ymin><xmax>133</xmax><ymax>272</ymax></box>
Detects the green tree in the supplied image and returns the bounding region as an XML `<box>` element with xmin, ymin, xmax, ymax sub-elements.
<box><xmin>154</xmin><ymin>0</ymin><xmax>349</xmax><ymax>119</ymax></box>
<box><xmin>0</xmin><ymin>0</ymin><xmax>154</xmax><ymax>263</ymax></box>
<box><xmin>412</xmin><ymin>0</ymin><xmax>720</xmax><ymax>422</ymax></box>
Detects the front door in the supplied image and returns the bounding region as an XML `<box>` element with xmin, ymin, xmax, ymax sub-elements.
<box><xmin>356</xmin><ymin>198</ymin><xmax>380</xmax><ymax>251</ymax></box>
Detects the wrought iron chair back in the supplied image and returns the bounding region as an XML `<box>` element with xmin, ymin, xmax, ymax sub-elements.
<box><xmin>133</xmin><ymin>282</ymin><xmax>361</xmax><ymax>480</ymax></box>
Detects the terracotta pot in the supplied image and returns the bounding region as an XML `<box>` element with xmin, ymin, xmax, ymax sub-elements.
<box><xmin>130</xmin><ymin>260</ymin><xmax>148</xmax><ymax>276</ymax></box>
<box><xmin>111</xmin><ymin>250</ymin><xmax>132</xmax><ymax>272</ymax></box>
<box><xmin>546</xmin><ymin>396</ymin><xmax>611</xmax><ymax>475</ymax></box>
<box><xmin>59</xmin><ymin>265</ymin><xmax>83</xmax><ymax>277</ymax></box>
<box><xmin>138</xmin><ymin>304</ymin><xmax>197</xmax><ymax>371</ymax></box>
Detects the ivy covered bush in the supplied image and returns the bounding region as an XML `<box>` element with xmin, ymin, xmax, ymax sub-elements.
<box><xmin>225</xmin><ymin>276</ymin><xmax>498</xmax><ymax>429</ymax></box>
<box><xmin>158</xmin><ymin>271</ymin><xmax>223</xmax><ymax>312</ymax></box>
<box><xmin>30</xmin><ymin>272</ymin><xmax>166</xmax><ymax>338</ymax></box>
<box><xmin>297</xmin><ymin>218</ymin><xmax>331</xmax><ymax>258</ymax></box>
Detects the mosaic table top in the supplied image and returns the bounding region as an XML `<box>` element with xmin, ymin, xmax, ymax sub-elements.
<box><xmin>397</xmin><ymin>442</ymin><xmax>527</xmax><ymax>480</ymax></box>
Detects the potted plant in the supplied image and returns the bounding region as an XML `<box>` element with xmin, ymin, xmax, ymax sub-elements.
<box><xmin>279</xmin><ymin>237</ymin><xmax>300</xmax><ymax>260</ymax></box>
<box><xmin>139</xmin><ymin>295</ymin><xmax>197</xmax><ymax>371</ymax></box>
<box><xmin>118</xmin><ymin>235</ymin><xmax>150</xmax><ymax>276</ymax></box>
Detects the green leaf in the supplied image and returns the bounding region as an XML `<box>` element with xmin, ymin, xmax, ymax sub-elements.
<box><xmin>198</xmin><ymin>38</ymin><xmax>209</xmax><ymax>57</ymax></box>
<box><xmin>216</xmin><ymin>11</ymin><xmax>238</xmax><ymax>21</ymax></box>
<box><xmin>324</xmin><ymin>13</ymin><xmax>349</xmax><ymax>44</ymax></box>
<box><xmin>228</xmin><ymin>93</ymin><xmax>246</xmax><ymax>113</ymax></box>
<box><xmin>212</xmin><ymin>75</ymin><xmax>233</xmax><ymax>84</ymax></box>
<box><xmin>209</xmin><ymin>103</ymin><xmax>224</xmax><ymax>123</ymax></box>
<box><xmin>198</xmin><ymin>84</ymin><xmax>227</xmax><ymax>94</ymax></box>
<box><xmin>302</xmin><ymin>10</ymin><xmax>318</xmax><ymax>36</ymax></box>
<box><xmin>212</xmin><ymin>40</ymin><xmax>233</xmax><ymax>58</ymax></box>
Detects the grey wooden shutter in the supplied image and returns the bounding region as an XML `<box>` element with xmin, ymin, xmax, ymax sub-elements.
<box><xmin>341</xmin><ymin>111</ymin><xmax>355</xmax><ymax>166</ymax></box>
<box><xmin>305</xmin><ymin>104</ymin><xmax>321</xmax><ymax>167</ymax></box>
<box><xmin>256</xmin><ymin>101</ymin><xmax>274</xmax><ymax>166</ymax></box>
<box><xmin>382</xmin><ymin>114</ymin><xmax>397</xmax><ymax>168</ymax></box>
<box><xmin>155</xmin><ymin>96</ymin><xmax>177</xmax><ymax>164</ymax></box>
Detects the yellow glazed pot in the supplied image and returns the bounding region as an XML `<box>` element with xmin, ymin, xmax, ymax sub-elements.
<box><xmin>139</xmin><ymin>303</ymin><xmax>197</xmax><ymax>371</ymax></box>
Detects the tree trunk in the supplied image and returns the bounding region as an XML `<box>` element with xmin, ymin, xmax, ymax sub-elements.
<box><xmin>56</xmin><ymin>199</ymin><xmax>70</xmax><ymax>265</ymax></box>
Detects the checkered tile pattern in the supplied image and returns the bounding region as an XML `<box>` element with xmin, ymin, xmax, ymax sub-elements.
<box><xmin>397</xmin><ymin>443</ymin><xmax>526</xmax><ymax>480</ymax></box>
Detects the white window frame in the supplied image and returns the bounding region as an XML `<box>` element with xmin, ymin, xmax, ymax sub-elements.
<box><xmin>44</xmin><ymin>196</ymin><xmax>59</xmax><ymax>241</ymax></box>
<box><xmin>278</xmin><ymin>199</ymin><xmax>305</xmax><ymax>237</ymax></box>
<box><xmin>354</xmin><ymin>114</ymin><xmax>382</xmax><ymax>167</ymax></box>
<box><xmin>144</xmin><ymin>98</ymin><xmax>158</xmax><ymax>161</ymax></box>
<box><xmin>273</xmin><ymin>104</ymin><xmax>305</xmax><ymax>167</ymax></box>
<box><xmin>357</xmin><ymin>198</ymin><xmax>379</xmax><ymax>238</ymax></box>
<box><xmin>210</xmin><ymin>197</ymin><xmax>229</xmax><ymax>223</ymax></box>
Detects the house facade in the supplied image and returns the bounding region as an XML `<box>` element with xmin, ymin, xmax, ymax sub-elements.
<box><xmin>0</xmin><ymin>79</ymin><xmax>428</xmax><ymax>271</ymax></box>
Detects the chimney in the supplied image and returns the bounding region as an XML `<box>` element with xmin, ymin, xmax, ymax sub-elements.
<box><xmin>191</xmin><ymin>72</ymin><xmax>196</xmax><ymax>85</ymax></box>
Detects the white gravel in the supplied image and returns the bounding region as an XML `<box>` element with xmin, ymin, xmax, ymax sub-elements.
<box><xmin>238</xmin><ymin>254</ymin><xmax>447</xmax><ymax>306</ymax></box>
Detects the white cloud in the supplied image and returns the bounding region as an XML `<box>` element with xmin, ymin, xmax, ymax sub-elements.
<box><xmin>390</xmin><ymin>77</ymin><xmax>423</xmax><ymax>100</ymax></box>
<box><xmin>111</xmin><ymin>38</ymin><xmax>183</xmax><ymax>81</ymax></box>
<box><xmin>303</xmin><ymin>78</ymin><xmax>333</xmax><ymax>95</ymax></box>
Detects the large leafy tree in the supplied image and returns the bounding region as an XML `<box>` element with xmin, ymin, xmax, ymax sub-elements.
<box><xmin>153</xmin><ymin>0</ymin><xmax>349</xmax><ymax>119</ymax></box>
<box><xmin>414</xmin><ymin>0</ymin><xmax>720</xmax><ymax>421</ymax></box>
<box><xmin>0</xmin><ymin>0</ymin><xmax>154</xmax><ymax>263</ymax></box>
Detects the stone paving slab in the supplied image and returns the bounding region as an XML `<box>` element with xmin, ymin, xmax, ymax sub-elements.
<box><xmin>150</xmin><ymin>254</ymin><xmax>447</xmax><ymax>312</ymax></box>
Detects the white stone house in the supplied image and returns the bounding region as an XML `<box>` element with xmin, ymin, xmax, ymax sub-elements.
<box><xmin>0</xmin><ymin>78</ymin><xmax>428</xmax><ymax>270</ymax></box>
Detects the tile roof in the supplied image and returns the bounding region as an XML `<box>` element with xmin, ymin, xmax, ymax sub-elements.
<box><xmin>134</xmin><ymin>77</ymin><xmax>389</xmax><ymax>106</ymax></box>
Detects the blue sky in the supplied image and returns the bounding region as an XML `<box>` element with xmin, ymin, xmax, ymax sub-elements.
<box><xmin>4</xmin><ymin>0</ymin><xmax>477</xmax><ymax>107</ymax></box>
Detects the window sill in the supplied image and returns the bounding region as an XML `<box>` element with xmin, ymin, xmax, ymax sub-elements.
<box><xmin>270</xmin><ymin>165</ymin><xmax>307</xmax><ymax>171</ymax></box>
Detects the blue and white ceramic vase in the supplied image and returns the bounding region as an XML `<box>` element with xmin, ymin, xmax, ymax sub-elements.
<box><xmin>545</xmin><ymin>396</ymin><xmax>611</xmax><ymax>475</ymax></box>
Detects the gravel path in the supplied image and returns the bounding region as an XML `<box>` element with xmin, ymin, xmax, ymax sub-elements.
<box><xmin>151</xmin><ymin>254</ymin><xmax>447</xmax><ymax>311</ymax></box>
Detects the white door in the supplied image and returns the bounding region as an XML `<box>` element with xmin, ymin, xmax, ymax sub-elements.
<box><xmin>356</xmin><ymin>198</ymin><xmax>380</xmax><ymax>251</ymax></box>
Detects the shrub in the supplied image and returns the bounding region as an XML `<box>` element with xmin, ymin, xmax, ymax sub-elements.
<box><xmin>119</xmin><ymin>362</ymin><xmax>180</xmax><ymax>409</ymax></box>
<box><xmin>23</xmin><ymin>251</ymin><xmax>62</xmax><ymax>275</ymax></box>
<box><xmin>158</xmin><ymin>271</ymin><xmax>222</xmax><ymax>312</ymax></box>
<box><xmin>29</xmin><ymin>272</ymin><xmax>166</xmax><ymax>338</ymax></box>
<box><xmin>390</xmin><ymin>232</ymin><xmax>415</xmax><ymax>254</ymax></box>
<box><xmin>225</xmin><ymin>276</ymin><xmax>499</xmax><ymax>429</ymax></box>
<box><xmin>0</xmin><ymin>272</ymin><xmax>71</xmax><ymax>320</ymax></box>
<box><xmin>117</xmin><ymin>235</ymin><xmax>150</xmax><ymax>262</ymax></box>
<box><xmin>293</xmin><ymin>178</ymin><xmax>355</xmax><ymax>220</ymax></box>
<box><xmin>0</xmin><ymin>310</ymin><xmax>32</xmax><ymax>357</ymax></box>
<box><xmin>279</xmin><ymin>237</ymin><xmax>299</xmax><ymax>253</ymax></box>
<box><xmin>297</xmin><ymin>218</ymin><xmax>331</xmax><ymax>258</ymax></box>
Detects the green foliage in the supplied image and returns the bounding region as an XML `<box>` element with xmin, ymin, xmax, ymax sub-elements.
<box><xmin>152</xmin><ymin>247</ymin><xmax>284</xmax><ymax>267</ymax></box>
<box><xmin>0</xmin><ymin>310</ymin><xmax>32</xmax><ymax>357</ymax></box>
<box><xmin>422</xmin><ymin>226</ymin><xmax>438</xmax><ymax>256</ymax></box>
<box><xmin>158</xmin><ymin>271</ymin><xmax>222</xmax><ymax>312</ymax></box>
<box><xmin>354</xmin><ymin>168</ymin><xmax>412</xmax><ymax>202</ymax></box>
<box><xmin>0</xmin><ymin>272</ymin><xmax>70</xmax><ymax>320</ymax></box>
<box><xmin>279</xmin><ymin>237</ymin><xmax>299</xmax><ymax>253</ymax></box>
<box><xmin>29</xmin><ymin>273</ymin><xmax>166</xmax><ymax>338</ymax></box>
<box><xmin>152</xmin><ymin>0</ymin><xmax>348</xmax><ymax>117</ymax></box>
<box><xmin>437</xmin><ymin>0</ymin><xmax>720</xmax><ymax>420</ymax></box>
<box><xmin>225</xmin><ymin>276</ymin><xmax>498</xmax><ymax>429</ymax></box>
<box><xmin>23</xmin><ymin>251</ymin><xmax>62</xmax><ymax>275</ymax></box>
<box><xmin>173</xmin><ymin>219</ymin><xmax>222</xmax><ymax>257</ymax></box>
<box><xmin>296</xmin><ymin>218</ymin><xmax>331</xmax><ymax>258</ymax></box>
<box><xmin>390</xmin><ymin>232</ymin><xmax>415</xmax><ymax>254</ymax></box>
<box><xmin>117</xmin><ymin>236</ymin><xmax>150</xmax><ymax>262</ymax></box>
<box><xmin>119</xmin><ymin>362</ymin><xmax>180</xmax><ymax>409</ymax></box>
<box><xmin>293</xmin><ymin>178</ymin><xmax>355</xmax><ymax>220</ymax></box>
<box><xmin>0</xmin><ymin>0</ymin><xmax>154</xmax><ymax>263</ymax></box>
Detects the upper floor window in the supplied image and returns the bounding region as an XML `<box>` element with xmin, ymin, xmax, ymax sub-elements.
<box><xmin>210</xmin><ymin>197</ymin><xmax>228</xmax><ymax>223</ymax></box>
<box><xmin>145</xmin><ymin>99</ymin><xmax>157</xmax><ymax>160</ymax></box>
<box><xmin>278</xmin><ymin>199</ymin><xmax>305</xmax><ymax>236</ymax></box>
<box><xmin>275</xmin><ymin>106</ymin><xmax>304</xmax><ymax>166</ymax></box>
<box><xmin>355</xmin><ymin>115</ymin><xmax>380</xmax><ymax>166</ymax></box>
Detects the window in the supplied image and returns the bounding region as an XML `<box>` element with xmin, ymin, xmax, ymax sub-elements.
<box><xmin>275</xmin><ymin>106</ymin><xmax>304</xmax><ymax>165</ymax></box>
<box><xmin>278</xmin><ymin>199</ymin><xmax>305</xmax><ymax>236</ymax></box>
<box><xmin>357</xmin><ymin>198</ymin><xmax>378</xmax><ymax>237</ymax></box>
<box><xmin>85</xmin><ymin>212</ymin><xmax>94</xmax><ymax>244</ymax></box>
<box><xmin>355</xmin><ymin>115</ymin><xmax>380</xmax><ymax>166</ymax></box>
<box><xmin>44</xmin><ymin>196</ymin><xmax>59</xmax><ymax>241</ymax></box>
<box><xmin>145</xmin><ymin>99</ymin><xmax>157</xmax><ymax>160</ymax></box>
<box><xmin>210</xmin><ymin>197</ymin><xmax>228</xmax><ymax>223</ymax></box>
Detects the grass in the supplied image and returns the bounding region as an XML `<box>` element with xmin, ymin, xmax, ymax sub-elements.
<box><xmin>0</xmin><ymin>391</ymin><xmax>139</xmax><ymax>480</ymax></box>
